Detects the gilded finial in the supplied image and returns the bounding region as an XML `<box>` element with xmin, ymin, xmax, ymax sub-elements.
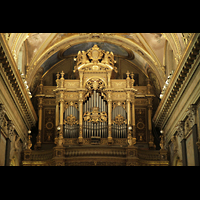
<box><xmin>131</xmin><ymin>72</ymin><xmax>134</xmax><ymax>79</ymax></box>
<box><xmin>126</xmin><ymin>70</ymin><xmax>130</xmax><ymax>79</ymax></box>
<box><xmin>56</xmin><ymin>72</ymin><xmax>60</xmax><ymax>79</ymax></box>
<box><xmin>131</xmin><ymin>72</ymin><xmax>135</xmax><ymax>87</ymax></box>
<box><xmin>61</xmin><ymin>71</ymin><xmax>65</xmax><ymax>79</ymax></box>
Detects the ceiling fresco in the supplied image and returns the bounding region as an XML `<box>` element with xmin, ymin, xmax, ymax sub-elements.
<box><xmin>62</xmin><ymin>42</ymin><xmax>128</xmax><ymax>57</ymax></box>
<box><xmin>6</xmin><ymin>33</ymin><xmax>190</xmax><ymax>96</ymax></box>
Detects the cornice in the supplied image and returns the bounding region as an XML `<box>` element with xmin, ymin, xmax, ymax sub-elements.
<box><xmin>153</xmin><ymin>33</ymin><xmax>200</xmax><ymax>129</ymax></box>
<box><xmin>0</xmin><ymin>33</ymin><xmax>37</xmax><ymax>128</ymax></box>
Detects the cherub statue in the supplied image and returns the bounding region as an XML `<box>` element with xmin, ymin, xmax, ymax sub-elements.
<box><xmin>81</xmin><ymin>51</ymin><xmax>89</xmax><ymax>64</ymax></box>
<box><xmin>102</xmin><ymin>51</ymin><xmax>110</xmax><ymax>64</ymax></box>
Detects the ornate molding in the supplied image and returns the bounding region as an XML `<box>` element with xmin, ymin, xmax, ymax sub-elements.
<box><xmin>0</xmin><ymin>103</ymin><xmax>6</xmax><ymax>126</ymax></box>
<box><xmin>0</xmin><ymin>34</ymin><xmax>37</xmax><ymax>129</ymax></box>
<box><xmin>153</xmin><ymin>33</ymin><xmax>200</xmax><ymax>129</ymax></box>
<box><xmin>64</xmin><ymin>114</ymin><xmax>79</xmax><ymax>126</ymax></box>
<box><xmin>177</xmin><ymin>121</ymin><xmax>185</xmax><ymax>141</ymax></box>
<box><xmin>83</xmin><ymin>107</ymin><xmax>107</xmax><ymax>124</ymax></box>
<box><xmin>187</xmin><ymin>104</ymin><xmax>196</xmax><ymax>127</ymax></box>
<box><xmin>112</xmin><ymin>114</ymin><xmax>127</xmax><ymax>126</ymax></box>
<box><xmin>73</xmin><ymin>44</ymin><xmax>117</xmax><ymax>73</ymax></box>
<box><xmin>7</xmin><ymin>120</ymin><xmax>15</xmax><ymax>139</ymax></box>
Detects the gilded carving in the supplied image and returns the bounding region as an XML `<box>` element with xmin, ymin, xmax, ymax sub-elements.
<box><xmin>113</xmin><ymin>101</ymin><xmax>126</xmax><ymax>109</ymax></box>
<box><xmin>135</xmin><ymin>109</ymin><xmax>146</xmax><ymax>142</ymax></box>
<box><xmin>64</xmin><ymin>114</ymin><xmax>79</xmax><ymax>126</ymax></box>
<box><xmin>44</xmin><ymin>109</ymin><xmax>55</xmax><ymax>143</ymax></box>
<box><xmin>73</xmin><ymin>44</ymin><xmax>117</xmax><ymax>73</ymax></box>
<box><xmin>83</xmin><ymin>107</ymin><xmax>107</xmax><ymax>124</ymax></box>
<box><xmin>64</xmin><ymin>101</ymin><xmax>78</xmax><ymax>109</ymax></box>
<box><xmin>112</xmin><ymin>114</ymin><xmax>127</xmax><ymax>126</ymax></box>
<box><xmin>85</xmin><ymin>78</ymin><xmax>106</xmax><ymax>99</ymax></box>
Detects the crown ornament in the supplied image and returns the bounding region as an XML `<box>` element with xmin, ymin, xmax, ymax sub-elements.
<box><xmin>73</xmin><ymin>44</ymin><xmax>117</xmax><ymax>73</ymax></box>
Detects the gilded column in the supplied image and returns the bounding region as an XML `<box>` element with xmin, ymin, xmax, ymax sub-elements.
<box><xmin>126</xmin><ymin>71</ymin><xmax>131</xmax><ymax>127</ymax></box>
<box><xmin>59</xmin><ymin>71</ymin><xmax>65</xmax><ymax>137</ymax></box>
<box><xmin>78</xmin><ymin>90</ymin><xmax>84</xmax><ymax>144</ymax></box>
<box><xmin>36</xmin><ymin>78</ymin><xmax>44</xmax><ymax>149</ymax></box>
<box><xmin>59</xmin><ymin>91</ymin><xmax>64</xmax><ymax>136</ymax></box>
<box><xmin>126</xmin><ymin>92</ymin><xmax>131</xmax><ymax>127</ymax></box>
<box><xmin>107</xmin><ymin>90</ymin><xmax>113</xmax><ymax>144</ymax></box>
<box><xmin>147</xmin><ymin>97</ymin><xmax>154</xmax><ymax>148</ymax></box>
<box><xmin>55</xmin><ymin>99</ymin><xmax>59</xmax><ymax>140</ymax></box>
<box><xmin>55</xmin><ymin>100</ymin><xmax>59</xmax><ymax>128</ymax></box>
<box><xmin>131</xmin><ymin>93</ymin><xmax>136</xmax><ymax>142</ymax></box>
<box><xmin>35</xmin><ymin>97</ymin><xmax>43</xmax><ymax>149</ymax></box>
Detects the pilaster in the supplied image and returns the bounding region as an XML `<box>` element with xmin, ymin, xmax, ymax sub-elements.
<box><xmin>177</xmin><ymin>121</ymin><xmax>187</xmax><ymax>166</ymax></box>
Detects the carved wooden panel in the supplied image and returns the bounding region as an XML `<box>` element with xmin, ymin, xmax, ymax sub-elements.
<box><xmin>111</xmin><ymin>80</ymin><xmax>126</xmax><ymax>88</ymax></box>
<box><xmin>112</xmin><ymin>92</ymin><xmax>126</xmax><ymax>101</ymax></box>
<box><xmin>43</xmin><ymin>108</ymin><xmax>55</xmax><ymax>143</ymax></box>
<box><xmin>135</xmin><ymin>108</ymin><xmax>147</xmax><ymax>142</ymax></box>
<box><xmin>64</xmin><ymin>92</ymin><xmax>79</xmax><ymax>101</ymax></box>
<box><xmin>43</xmin><ymin>98</ymin><xmax>56</xmax><ymax>106</ymax></box>
<box><xmin>64</xmin><ymin>80</ymin><xmax>79</xmax><ymax>89</ymax></box>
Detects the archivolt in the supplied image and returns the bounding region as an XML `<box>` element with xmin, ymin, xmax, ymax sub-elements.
<box><xmin>25</xmin><ymin>33</ymin><xmax>166</xmax><ymax>87</ymax></box>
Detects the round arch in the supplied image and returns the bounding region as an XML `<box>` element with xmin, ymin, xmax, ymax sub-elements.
<box><xmin>26</xmin><ymin>33</ymin><xmax>166</xmax><ymax>88</ymax></box>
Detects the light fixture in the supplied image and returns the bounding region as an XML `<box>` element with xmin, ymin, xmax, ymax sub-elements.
<box><xmin>57</xmin><ymin>126</ymin><xmax>61</xmax><ymax>131</ymax></box>
<box><xmin>28</xmin><ymin>130</ymin><xmax>31</xmax><ymax>134</ymax></box>
<box><xmin>128</xmin><ymin>125</ymin><xmax>132</xmax><ymax>131</ymax></box>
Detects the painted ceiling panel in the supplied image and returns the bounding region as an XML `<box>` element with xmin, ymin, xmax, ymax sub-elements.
<box><xmin>141</xmin><ymin>33</ymin><xmax>166</xmax><ymax>64</ymax></box>
<box><xmin>6</xmin><ymin>33</ymin><xmax>190</xmax><ymax>93</ymax></box>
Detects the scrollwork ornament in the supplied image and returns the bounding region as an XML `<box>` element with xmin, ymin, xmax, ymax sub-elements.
<box><xmin>0</xmin><ymin>104</ymin><xmax>6</xmax><ymax>126</ymax></box>
<box><xmin>7</xmin><ymin>120</ymin><xmax>15</xmax><ymax>139</ymax></box>
<box><xmin>83</xmin><ymin>107</ymin><xmax>107</xmax><ymax>124</ymax></box>
<box><xmin>187</xmin><ymin>104</ymin><xmax>196</xmax><ymax>127</ymax></box>
<box><xmin>112</xmin><ymin>114</ymin><xmax>127</xmax><ymax>126</ymax></box>
<box><xmin>64</xmin><ymin>114</ymin><xmax>79</xmax><ymax>126</ymax></box>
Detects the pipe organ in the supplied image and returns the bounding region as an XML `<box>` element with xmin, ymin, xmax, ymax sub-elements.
<box><xmin>112</xmin><ymin>106</ymin><xmax>127</xmax><ymax>138</ymax></box>
<box><xmin>35</xmin><ymin>44</ymin><xmax>156</xmax><ymax>149</ymax></box>
<box><xmin>22</xmin><ymin>44</ymin><xmax>171</xmax><ymax>166</ymax></box>
<box><xmin>83</xmin><ymin>91</ymin><xmax>108</xmax><ymax>138</ymax></box>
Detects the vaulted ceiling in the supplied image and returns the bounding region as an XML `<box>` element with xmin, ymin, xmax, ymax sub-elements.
<box><xmin>6</xmin><ymin>33</ymin><xmax>190</xmax><ymax>97</ymax></box>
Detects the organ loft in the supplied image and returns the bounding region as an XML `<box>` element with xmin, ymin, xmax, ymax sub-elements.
<box><xmin>2</xmin><ymin>33</ymin><xmax>200</xmax><ymax>166</ymax></box>
<box><xmin>22</xmin><ymin>44</ymin><xmax>168</xmax><ymax>166</ymax></box>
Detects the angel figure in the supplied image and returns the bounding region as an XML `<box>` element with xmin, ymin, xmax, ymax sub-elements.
<box><xmin>102</xmin><ymin>51</ymin><xmax>110</xmax><ymax>64</ymax></box>
<box><xmin>81</xmin><ymin>51</ymin><xmax>89</xmax><ymax>64</ymax></box>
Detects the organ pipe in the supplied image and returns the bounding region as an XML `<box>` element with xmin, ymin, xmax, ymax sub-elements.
<box><xmin>111</xmin><ymin>106</ymin><xmax>127</xmax><ymax>138</ymax></box>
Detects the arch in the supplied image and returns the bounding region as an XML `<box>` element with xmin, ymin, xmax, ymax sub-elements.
<box><xmin>26</xmin><ymin>34</ymin><xmax>166</xmax><ymax>88</ymax></box>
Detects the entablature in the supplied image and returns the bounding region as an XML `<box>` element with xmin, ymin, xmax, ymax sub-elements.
<box><xmin>0</xmin><ymin>34</ymin><xmax>37</xmax><ymax>142</ymax></box>
<box><xmin>153</xmin><ymin>33</ymin><xmax>200</xmax><ymax>129</ymax></box>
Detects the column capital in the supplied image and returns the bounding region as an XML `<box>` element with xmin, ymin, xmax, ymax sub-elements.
<box><xmin>187</xmin><ymin>104</ymin><xmax>197</xmax><ymax>127</ymax></box>
<box><xmin>7</xmin><ymin>120</ymin><xmax>15</xmax><ymax>139</ymax></box>
<box><xmin>177</xmin><ymin>121</ymin><xmax>185</xmax><ymax>141</ymax></box>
